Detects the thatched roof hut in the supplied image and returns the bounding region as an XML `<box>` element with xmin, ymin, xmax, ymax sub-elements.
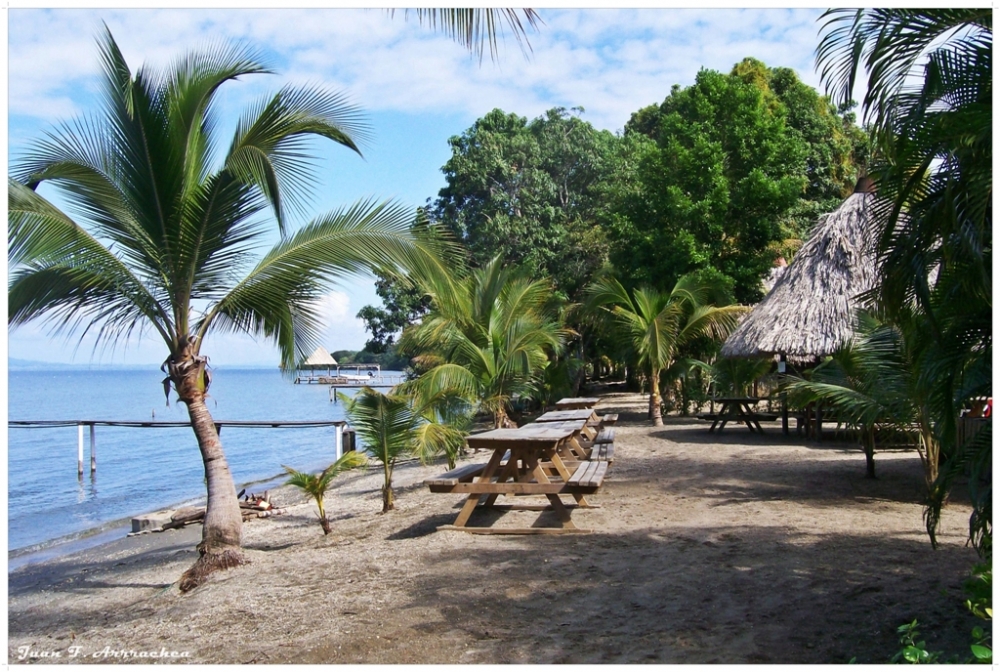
<box><xmin>720</xmin><ymin>181</ymin><xmax>880</xmax><ymax>364</ymax></box>
<box><xmin>300</xmin><ymin>347</ymin><xmax>338</xmax><ymax>372</ymax></box>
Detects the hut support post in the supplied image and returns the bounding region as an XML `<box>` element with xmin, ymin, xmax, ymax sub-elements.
<box><xmin>335</xmin><ymin>424</ymin><xmax>344</xmax><ymax>460</ymax></box>
<box><xmin>89</xmin><ymin>424</ymin><xmax>96</xmax><ymax>474</ymax></box>
<box><xmin>77</xmin><ymin>424</ymin><xmax>84</xmax><ymax>478</ymax></box>
<box><xmin>779</xmin><ymin>355</ymin><xmax>789</xmax><ymax>435</ymax></box>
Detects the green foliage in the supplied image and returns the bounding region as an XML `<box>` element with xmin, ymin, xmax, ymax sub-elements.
<box><xmin>891</xmin><ymin>620</ymin><xmax>942</xmax><ymax>664</ymax></box>
<box><xmin>433</xmin><ymin>107</ymin><xmax>619</xmax><ymax>300</ymax></box>
<box><xmin>611</xmin><ymin>59</ymin><xmax>865</xmax><ymax>302</ymax></box>
<box><xmin>887</xmin><ymin>565</ymin><xmax>991</xmax><ymax>664</ymax></box>
<box><xmin>283</xmin><ymin>450</ymin><xmax>368</xmax><ymax>534</ymax></box>
<box><xmin>817</xmin><ymin>9</ymin><xmax>992</xmax><ymax>555</ymax></box>
<box><xmin>584</xmin><ymin>273</ymin><xmax>745</xmax><ymax>425</ymax></box>
<box><xmin>340</xmin><ymin>387</ymin><xmax>415</xmax><ymax>512</ymax></box>
<box><xmin>399</xmin><ymin>256</ymin><xmax>570</xmax><ymax>428</ymax></box>
<box><xmin>331</xmin><ymin>346</ymin><xmax>410</xmax><ymax>371</ymax></box>
<box><xmin>706</xmin><ymin>357</ymin><xmax>774</xmax><ymax>397</ymax></box>
<box><xmin>340</xmin><ymin>386</ymin><xmax>467</xmax><ymax>510</ymax></box>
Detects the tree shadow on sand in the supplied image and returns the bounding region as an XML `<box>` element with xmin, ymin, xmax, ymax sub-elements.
<box><xmin>384</xmin><ymin>527</ymin><xmax>980</xmax><ymax>665</ymax></box>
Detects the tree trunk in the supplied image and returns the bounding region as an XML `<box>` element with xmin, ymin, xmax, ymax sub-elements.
<box><xmin>494</xmin><ymin>407</ymin><xmax>516</xmax><ymax>429</ymax></box>
<box><xmin>649</xmin><ymin>366</ymin><xmax>663</xmax><ymax>427</ymax></box>
<box><xmin>382</xmin><ymin>462</ymin><xmax>395</xmax><ymax>512</ymax></box>
<box><xmin>169</xmin><ymin>347</ymin><xmax>246</xmax><ymax>592</ymax></box>
<box><xmin>863</xmin><ymin>425</ymin><xmax>876</xmax><ymax>479</ymax></box>
<box><xmin>320</xmin><ymin>517</ymin><xmax>332</xmax><ymax>535</ymax></box>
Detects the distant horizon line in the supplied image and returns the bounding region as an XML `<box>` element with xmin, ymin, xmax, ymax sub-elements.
<box><xmin>8</xmin><ymin>358</ymin><xmax>281</xmax><ymax>370</ymax></box>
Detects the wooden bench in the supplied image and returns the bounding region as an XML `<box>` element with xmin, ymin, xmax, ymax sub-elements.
<box><xmin>426</xmin><ymin>459</ymin><xmax>607</xmax><ymax>496</ymax></box>
<box><xmin>591</xmin><ymin>442</ymin><xmax>615</xmax><ymax>463</ymax></box>
<box><xmin>424</xmin><ymin>463</ymin><xmax>488</xmax><ymax>491</ymax></box>
<box><xmin>601</xmin><ymin>413</ymin><xmax>618</xmax><ymax>426</ymax></box>
<box><xmin>593</xmin><ymin>427</ymin><xmax>615</xmax><ymax>444</ymax></box>
<box><xmin>567</xmin><ymin>460</ymin><xmax>608</xmax><ymax>489</ymax></box>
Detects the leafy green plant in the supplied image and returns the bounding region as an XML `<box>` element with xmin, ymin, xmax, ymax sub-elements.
<box><xmin>399</xmin><ymin>256</ymin><xmax>571</xmax><ymax>428</ymax></box>
<box><xmin>888</xmin><ymin>565</ymin><xmax>992</xmax><ymax>664</ymax></box>
<box><xmin>283</xmin><ymin>451</ymin><xmax>369</xmax><ymax>534</ymax></box>
<box><xmin>891</xmin><ymin>620</ymin><xmax>942</xmax><ymax>664</ymax></box>
<box><xmin>341</xmin><ymin>387</ymin><xmax>467</xmax><ymax>511</ymax></box>
<box><xmin>584</xmin><ymin>273</ymin><xmax>745</xmax><ymax>425</ymax></box>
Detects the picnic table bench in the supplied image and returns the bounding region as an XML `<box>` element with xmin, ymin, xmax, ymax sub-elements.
<box><xmin>426</xmin><ymin>424</ymin><xmax>608</xmax><ymax>534</ymax></box>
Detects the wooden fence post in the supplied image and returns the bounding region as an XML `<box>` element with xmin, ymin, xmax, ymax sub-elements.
<box><xmin>90</xmin><ymin>424</ymin><xmax>96</xmax><ymax>474</ymax></box>
<box><xmin>77</xmin><ymin>424</ymin><xmax>84</xmax><ymax>478</ymax></box>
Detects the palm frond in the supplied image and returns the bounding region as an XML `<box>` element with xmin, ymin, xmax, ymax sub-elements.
<box><xmin>227</xmin><ymin>85</ymin><xmax>370</xmax><ymax>231</ymax></box>
<box><xmin>392</xmin><ymin>8</ymin><xmax>542</xmax><ymax>64</ymax></box>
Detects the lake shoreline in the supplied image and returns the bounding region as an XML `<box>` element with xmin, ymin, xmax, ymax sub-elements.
<box><xmin>8</xmin><ymin>394</ymin><xmax>982</xmax><ymax>664</ymax></box>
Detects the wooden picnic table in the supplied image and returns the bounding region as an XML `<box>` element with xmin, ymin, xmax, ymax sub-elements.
<box><xmin>701</xmin><ymin>397</ymin><xmax>777</xmax><ymax>433</ymax></box>
<box><xmin>425</xmin><ymin>424</ymin><xmax>607</xmax><ymax>534</ymax></box>
<box><xmin>533</xmin><ymin>419</ymin><xmax>593</xmax><ymax>459</ymax></box>
<box><xmin>555</xmin><ymin>397</ymin><xmax>600</xmax><ymax>410</ymax></box>
<box><xmin>535</xmin><ymin>409</ymin><xmax>600</xmax><ymax>440</ymax></box>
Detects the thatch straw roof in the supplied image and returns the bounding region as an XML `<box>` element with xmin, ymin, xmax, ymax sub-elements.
<box><xmin>300</xmin><ymin>347</ymin><xmax>338</xmax><ymax>369</ymax></box>
<box><xmin>720</xmin><ymin>187</ymin><xmax>880</xmax><ymax>364</ymax></box>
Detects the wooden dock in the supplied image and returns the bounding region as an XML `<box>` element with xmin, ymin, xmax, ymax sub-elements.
<box><xmin>9</xmin><ymin>419</ymin><xmax>354</xmax><ymax>478</ymax></box>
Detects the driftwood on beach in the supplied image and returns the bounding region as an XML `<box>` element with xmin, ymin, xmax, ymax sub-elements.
<box><xmin>158</xmin><ymin>493</ymin><xmax>284</xmax><ymax>531</ymax></box>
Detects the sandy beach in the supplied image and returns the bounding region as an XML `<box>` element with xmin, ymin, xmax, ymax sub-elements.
<box><xmin>8</xmin><ymin>393</ymin><xmax>981</xmax><ymax>664</ymax></box>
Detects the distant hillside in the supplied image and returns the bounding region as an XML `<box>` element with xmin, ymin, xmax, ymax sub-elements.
<box><xmin>9</xmin><ymin>358</ymin><xmax>84</xmax><ymax>370</ymax></box>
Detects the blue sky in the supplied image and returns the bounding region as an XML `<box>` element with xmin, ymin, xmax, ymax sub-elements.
<box><xmin>7</xmin><ymin>7</ymin><xmax>835</xmax><ymax>366</ymax></box>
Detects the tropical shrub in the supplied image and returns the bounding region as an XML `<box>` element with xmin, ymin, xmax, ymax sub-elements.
<box><xmin>284</xmin><ymin>451</ymin><xmax>369</xmax><ymax>534</ymax></box>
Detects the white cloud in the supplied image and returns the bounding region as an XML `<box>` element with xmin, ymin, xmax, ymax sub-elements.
<box><xmin>10</xmin><ymin>8</ymin><xmax>831</xmax><ymax>135</ymax></box>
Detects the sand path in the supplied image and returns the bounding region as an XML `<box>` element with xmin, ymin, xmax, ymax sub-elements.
<box><xmin>8</xmin><ymin>393</ymin><xmax>981</xmax><ymax>664</ymax></box>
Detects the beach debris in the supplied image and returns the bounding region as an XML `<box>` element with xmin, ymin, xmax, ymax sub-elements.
<box><xmin>127</xmin><ymin>496</ymin><xmax>284</xmax><ymax>536</ymax></box>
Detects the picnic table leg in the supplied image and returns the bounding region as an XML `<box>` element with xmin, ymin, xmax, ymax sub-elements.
<box><xmin>547</xmin><ymin>446</ymin><xmax>593</xmax><ymax>509</ymax></box>
<box><xmin>524</xmin><ymin>453</ymin><xmax>577</xmax><ymax>530</ymax></box>
<box><xmin>480</xmin><ymin>453</ymin><xmax>522</xmax><ymax>509</ymax></box>
<box><xmin>452</xmin><ymin>448</ymin><xmax>506</xmax><ymax>528</ymax></box>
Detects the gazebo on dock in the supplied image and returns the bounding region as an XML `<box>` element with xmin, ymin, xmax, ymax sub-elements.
<box><xmin>719</xmin><ymin>178</ymin><xmax>883</xmax><ymax>432</ymax></box>
<box><xmin>296</xmin><ymin>347</ymin><xmax>338</xmax><ymax>383</ymax></box>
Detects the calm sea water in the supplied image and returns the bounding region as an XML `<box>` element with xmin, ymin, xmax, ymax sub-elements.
<box><xmin>7</xmin><ymin>367</ymin><xmax>387</xmax><ymax>554</ymax></box>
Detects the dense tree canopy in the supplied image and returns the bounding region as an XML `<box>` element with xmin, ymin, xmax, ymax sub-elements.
<box><xmin>611</xmin><ymin>58</ymin><xmax>866</xmax><ymax>302</ymax></box>
<box><xmin>432</xmin><ymin>107</ymin><xmax>618</xmax><ymax>299</ymax></box>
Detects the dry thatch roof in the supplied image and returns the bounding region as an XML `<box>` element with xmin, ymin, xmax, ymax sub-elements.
<box><xmin>720</xmin><ymin>189</ymin><xmax>880</xmax><ymax>363</ymax></box>
<box><xmin>300</xmin><ymin>346</ymin><xmax>338</xmax><ymax>369</ymax></box>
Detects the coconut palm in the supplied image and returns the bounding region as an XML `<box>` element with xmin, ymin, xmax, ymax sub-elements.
<box><xmin>585</xmin><ymin>274</ymin><xmax>746</xmax><ymax>426</ymax></box>
<box><xmin>341</xmin><ymin>387</ymin><xmax>464</xmax><ymax>512</ymax></box>
<box><xmin>817</xmin><ymin>9</ymin><xmax>992</xmax><ymax>553</ymax></box>
<box><xmin>284</xmin><ymin>450</ymin><xmax>369</xmax><ymax>534</ymax></box>
<box><xmin>8</xmin><ymin>29</ymin><xmax>441</xmax><ymax>591</ymax></box>
<box><xmin>783</xmin><ymin>314</ymin><xmax>916</xmax><ymax>479</ymax></box>
<box><xmin>398</xmin><ymin>256</ymin><xmax>571</xmax><ymax>428</ymax></box>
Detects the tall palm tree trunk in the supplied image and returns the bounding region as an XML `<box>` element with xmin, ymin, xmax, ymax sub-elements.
<box><xmin>171</xmin><ymin>351</ymin><xmax>246</xmax><ymax>592</ymax></box>
<box><xmin>649</xmin><ymin>366</ymin><xmax>664</xmax><ymax>426</ymax></box>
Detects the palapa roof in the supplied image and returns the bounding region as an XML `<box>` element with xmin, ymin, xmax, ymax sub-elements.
<box><xmin>300</xmin><ymin>346</ymin><xmax>338</xmax><ymax>369</ymax></box>
<box><xmin>720</xmin><ymin>186</ymin><xmax>880</xmax><ymax>364</ymax></box>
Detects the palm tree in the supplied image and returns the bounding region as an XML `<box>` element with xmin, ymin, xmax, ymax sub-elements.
<box><xmin>391</xmin><ymin>9</ymin><xmax>542</xmax><ymax>63</ymax></box>
<box><xmin>8</xmin><ymin>29</ymin><xmax>442</xmax><ymax>591</ymax></box>
<box><xmin>585</xmin><ymin>274</ymin><xmax>746</xmax><ymax>426</ymax></box>
<box><xmin>284</xmin><ymin>451</ymin><xmax>369</xmax><ymax>534</ymax></box>
<box><xmin>398</xmin><ymin>256</ymin><xmax>571</xmax><ymax>428</ymax></box>
<box><xmin>783</xmin><ymin>314</ymin><xmax>916</xmax><ymax>479</ymax></box>
<box><xmin>341</xmin><ymin>387</ymin><xmax>464</xmax><ymax>512</ymax></box>
<box><xmin>816</xmin><ymin>9</ymin><xmax>991</xmax><ymax>553</ymax></box>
